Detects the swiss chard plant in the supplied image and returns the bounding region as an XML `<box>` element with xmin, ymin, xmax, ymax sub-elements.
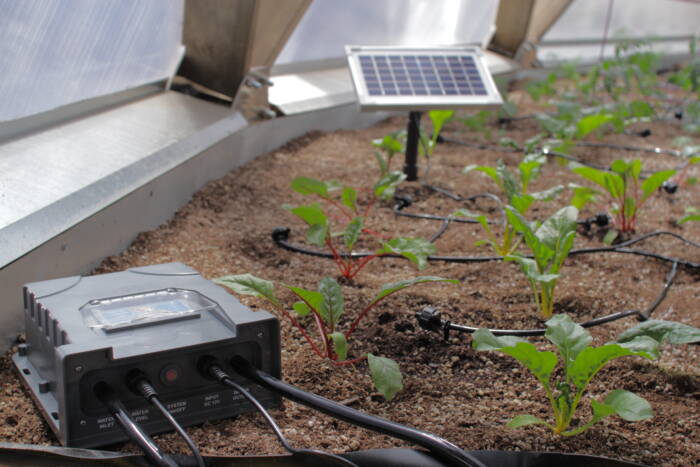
<box><xmin>570</xmin><ymin>159</ymin><xmax>675</xmax><ymax>237</ymax></box>
<box><xmin>372</xmin><ymin>130</ymin><xmax>405</xmax><ymax>176</ymax></box>
<box><xmin>215</xmin><ymin>274</ymin><xmax>457</xmax><ymax>400</ymax></box>
<box><xmin>459</xmin><ymin>156</ymin><xmax>563</xmax><ymax>256</ymax></box>
<box><xmin>504</xmin><ymin>205</ymin><xmax>578</xmax><ymax>318</ymax></box>
<box><xmin>286</xmin><ymin>176</ymin><xmax>436</xmax><ymax>280</ymax></box>
<box><xmin>473</xmin><ymin>314</ymin><xmax>658</xmax><ymax>436</ymax></box>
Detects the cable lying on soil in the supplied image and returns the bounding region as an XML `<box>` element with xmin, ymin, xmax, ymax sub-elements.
<box><xmin>272</xmin><ymin>228</ymin><xmax>700</xmax><ymax>269</ymax></box>
<box><xmin>415</xmin><ymin>261</ymin><xmax>679</xmax><ymax>339</ymax></box>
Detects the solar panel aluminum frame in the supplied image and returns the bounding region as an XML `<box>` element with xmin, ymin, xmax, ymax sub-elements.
<box><xmin>346</xmin><ymin>45</ymin><xmax>503</xmax><ymax>112</ymax></box>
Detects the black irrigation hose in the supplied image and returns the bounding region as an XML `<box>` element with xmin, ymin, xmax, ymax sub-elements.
<box><xmin>416</xmin><ymin>261</ymin><xmax>679</xmax><ymax>339</ymax></box>
<box><xmin>202</xmin><ymin>361</ymin><xmax>358</xmax><ymax>467</ymax></box>
<box><xmin>392</xmin><ymin>192</ymin><xmax>610</xmax><ymax>235</ymax></box>
<box><xmin>94</xmin><ymin>382</ymin><xmax>178</xmax><ymax>467</ymax></box>
<box><xmin>273</xmin><ymin>226</ymin><xmax>700</xmax><ymax>269</ymax></box>
<box><xmin>439</xmin><ymin>135</ymin><xmax>687</xmax><ymax>174</ymax></box>
<box><xmin>229</xmin><ymin>356</ymin><xmax>488</xmax><ymax>467</ymax></box>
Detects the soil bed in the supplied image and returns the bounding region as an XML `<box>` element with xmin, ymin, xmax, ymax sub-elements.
<box><xmin>1</xmin><ymin>88</ymin><xmax>699</xmax><ymax>466</ymax></box>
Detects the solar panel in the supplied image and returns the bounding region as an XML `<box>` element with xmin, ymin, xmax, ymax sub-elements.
<box><xmin>346</xmin><ymin>46</ymin><xmax>503</xmax><ymax>111</ymax></box>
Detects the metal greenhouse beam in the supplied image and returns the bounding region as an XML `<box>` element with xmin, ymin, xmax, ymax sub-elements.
<box><xmin>491</xmin><ymin>0</ymin><xmax>573</xmax><ymax>65</ymax></box>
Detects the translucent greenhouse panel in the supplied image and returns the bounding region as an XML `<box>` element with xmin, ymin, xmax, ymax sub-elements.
<box><xmin>0</xmin><ymin>0</ymin><xmax>184</xmax><ymax>122</ymax></box>
<box><xmin>275</xmin><ymin>0</ymin><xmax>499</xmax><ymax>65</ymax></box>
<box><xmin>539</xmin><ymin>0</ymin><xmax>700</xmax><ymax>63</ymax></box>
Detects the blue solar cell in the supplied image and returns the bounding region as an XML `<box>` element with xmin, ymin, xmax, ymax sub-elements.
<box><xmin>355</xmin><ymin>51</ymin><xmax>494</xmax><ymax>102</ymax></box>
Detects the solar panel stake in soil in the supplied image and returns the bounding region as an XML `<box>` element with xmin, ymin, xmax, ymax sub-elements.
<box><xmin>346</xmin><ymin>45</ymin><xmax>504</xmax><ymax>180</ymax></box>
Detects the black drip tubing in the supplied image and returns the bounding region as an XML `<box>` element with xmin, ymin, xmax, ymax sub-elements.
<box><xmin>272</xmin><ymin>228</ymin><xmax>700</xmax><ymax>269</ymax></box>
<box><xmin>416</xmin><ymin>261</ymin><xmax>679</xmax><ymax>339</ymax></box>
<box><xmin>229</xmin><ymin>356</ymin><xmax>488</xmax><ymax>467</ymax></box>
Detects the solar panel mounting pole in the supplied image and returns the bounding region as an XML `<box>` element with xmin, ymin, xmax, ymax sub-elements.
<box><xmin>404</xmin><ymin>111</ymin><xmax>422</xmax><ymax>181</ymax></box>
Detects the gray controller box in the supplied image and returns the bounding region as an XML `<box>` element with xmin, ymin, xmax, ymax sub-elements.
<box><xmin>12</xmin><ymin>263</ymin><xmax>281</xmax><ymax>448</ymax></box>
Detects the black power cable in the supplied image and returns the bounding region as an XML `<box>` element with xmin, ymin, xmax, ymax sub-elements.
<box><xmin>127</xmin><ymin>371</ymin><xmax>206</xmax><ymax>467</ymax></box>
<box><xmin>228</xmin><ymin>356</ymin><xmax>488</xmax><ymax>467</ymax></box>
<box><xmin>199</xmin><ymin>357</ymin><xmax>358</xmax><ymax>467</ymax></box>
<box><xmin>93</xmin><ymin>382</ymin><xmax>179</xmax><ymax>467</ymax></box>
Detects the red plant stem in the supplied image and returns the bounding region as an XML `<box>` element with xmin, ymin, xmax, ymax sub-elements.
<box><xmin>272</xmin><ymin>305</ymin><xmax>326</xmax><ymax>359</ymax></box>
<box><xmin>321</xmin><ymin>196</ymin><xmax>354</xmax><ymax>221</ymax></box>
<box><xmin>326</xmin><ymin>237</ymin><xmax>352</xmax><ymax>278</ymax></box>
<box><xmin>344</xmin><ymin>299</ymin><xmax>380</xmax><ymax>340</ymax></box>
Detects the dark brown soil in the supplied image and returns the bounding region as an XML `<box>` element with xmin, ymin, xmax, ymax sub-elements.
<box><xmin>1</xmin><ymin>87</ymin><xmax>699</xmax><ymax>466</ymax></box>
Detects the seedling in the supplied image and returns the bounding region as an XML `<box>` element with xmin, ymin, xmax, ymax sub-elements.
<box><xmin>286</xmin><ymin>176</ymin><xmax>435</xmax><ymax>280</ymax></box>
<box><xmin>505</xmin><ymin>206</ymin><xmax>578</xmax><ymax>319</ymax></box>
<box><xmin>215</xmin><ymin>274</ymin><xmax>457</xmax><ymax>399</ymax></box>
<box><xmin>473</xmin><ymin>314</ymin><xmax>658</xmax><ymax>436</ymax></box>
<box><xmin>678</xmin><ymin>206</ymin><xmax>700</xmax><ymax>224</ymax></box>
<box><xmin>461</xmin><ymin>110</ymin><xmax>494</xmax><ymax>141</ymax></box>
<box><xmin>570</xmin><ymin>159</ymin><xmax>675</xmax><ymax>236</ymax></box>
<box><xmin>372</xmin><ymin>130</ymin><xmax>405</xmax><ymax>176</ymax></box>
<box><xmin>459</xmin><ymin>156</ymin><xmax>563</xmax><ymax>256</ymax></box>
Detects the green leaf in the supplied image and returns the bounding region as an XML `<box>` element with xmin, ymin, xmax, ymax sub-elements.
<box><xmin>617</xmin><ymin>319</ymin><xmax>700</xmax><ymax>345</ymax></box>
<box><xmin>568</xmin><ymin>343</ymin><xmax>656</xmax><ymax>392</ymax></box>
<box><xmin>344</xmin><ymin>217</ymin><xmax>363</xmax><ymax>250</ymax></box>
<box><xmin>530</xmin><ymin>185</ymin><xmax>564</xmax><ymax>202</ymax></box>
<box><xmin>604</xmin><ymin>389</ymin><xmax>653</xmax><ymax>421</ymax></box>
<box><xmin>629</xmin><ymin>100</ymin><xmax>654</xmax><ymax>117</ymax></box>
<box><xmin>497</xmin><ymin>159</ymin><xmax>521</xmax><ymax>201</ymax></box>
<box><xmin>616</xmin><ymin>335</ymin><xmax>661</xmax><ymax>360</ymax></box>
<box><xmin>640</xmin><ymin>170</ymin><xmax>676</xmax><ymax>202</ymax></box>
<box><xmin>463</xmin><ymin>164</ymin><xmax>500</xmax><ymax>185</ymax></box>
<box><xmin>603</xmin><ymin>229</ymin><xmax>619</xmax><ymax>245</ymax></box>
<box><xmin>545</xmin><ymin>314</ymin><xmax>592</xmax><ymax>368</ymax></box>
<box><xmin>372</xmin><ymin>276</ymin><xmax>458</xmax><ymax>304</ymax></box>
<box><xmin>368</xmin><ymin>354</ymin><xmax>403</xmax><ymax>401</ymax></box>
<box><xmin>291</xmin><ymin>177</ymin><xmax>328</xmax><ymax>197</ymax></box>
<box><xmin>569</xmin><ymin>184</ymin><xmax>601</xmax><ymax>210</ymax></box>
<box><xmin>307</xmin><ymin>223</ymin><xmax>329</xmax><ymax>246</ymax></box>
<box><xmin>507</xmin><ymin>414</ymin><xmax>551</xmax><ymax>429</ymax></box>
<box><xmin>373</xmin><ymin>151</ymin><xmax>388</xmax><ymax>175</ymax></box>
<box><xmin>429</xmin><ymin>110</ymin><xmax>454</xmax><ymax>145</ymax></box>
<box><xmin>510</xmin><ymin>194</ymin><xmax>535</xmax><ymax>214</ymax></box>
<box><xmin>576</xmin><ymin>113</ymin><xmax>615</xmax><ymax>139</ymax></box>
<box><xmin>288</xmin><ymin>203</ymin><xmax>328</xmax><ymax>227</ymax></box>
<box><xmin>535</xmin><ymin>206</ymin><xmax>578</xmax><ymax>251</ymax></box>
<box><xmin>372</xmin><ymin>134</ymin><xmax>404</xmax><ymax>153</ymax></box>
<box><xmin>342</xmin><ymin>187</ymin><xmax>358</xmax><ymax>212</ymax></box>
<box><xmin>374</xmin><ymin>171</ymin><xmax>407</xmax><ymax>200</ymax></box>
<box><xmin>572</xmin><ymin>166</ymin><xmax>610</xmax><ymax>191</ymax></box>
<box><xmin>471</xmin><ymin>328</ymin><xmax>528</xmax><ymax>350</ymax></box>
<box><xmin>215</xmin><ymin>274</ymin><xmax>280</xmax><ymax>306</ymax></box>
<box><xmin>328</xmin><ymin>332</ymin><xmax>348</xmax><ymax>361</ymax></box>
<box><xmin>292</xmin><ymin>301</ymin><xmax>312</xmax><ymax>317</ymax></box>
<box><xmin>378</xmin><ymin>237</ymin><xmax>436</xmax><ymax>270</ymax></box>
<box><xmin>501</xmin><ymin>342</ymin><xmax>558</xmax><ymax>389</ymax></box>
<box><xmin>319</xmin><ymin>277</ymin><xmax>344</xmax><ymax>327</ymax></box>
<box><xmin>285</xmin><ymin>286</ymin><xmax>324</xmax><ymax>317</ymax></box>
